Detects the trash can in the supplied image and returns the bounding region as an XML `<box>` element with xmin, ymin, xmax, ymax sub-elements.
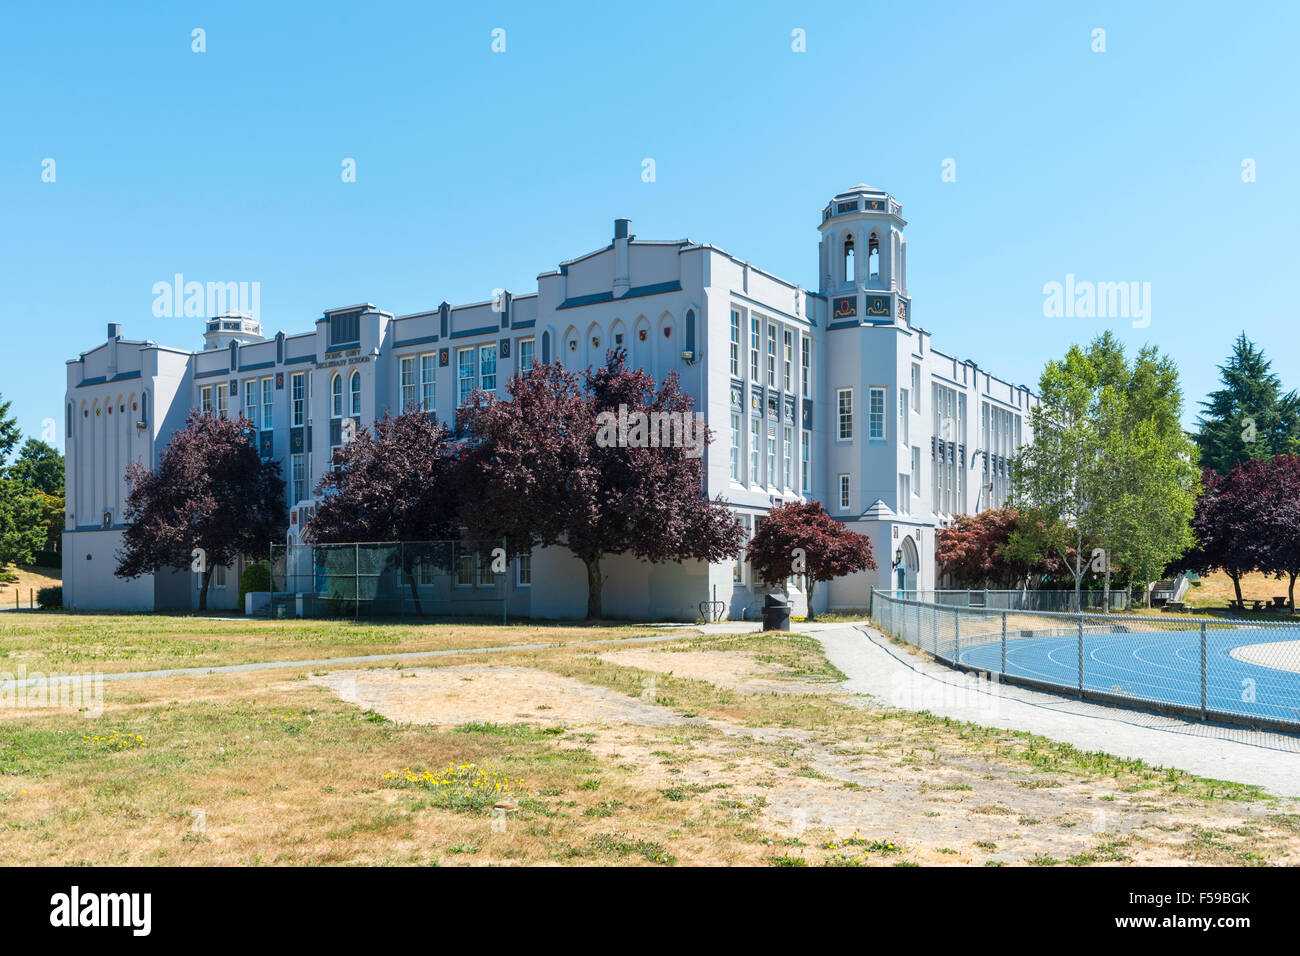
<box><xmin>762</xmin><ymin>592</ymin><xmax>791</xmax><ymax>632</ymax></box>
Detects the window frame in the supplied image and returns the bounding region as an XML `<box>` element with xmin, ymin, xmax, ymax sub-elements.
<box><xmin>836</xmin><ymin>388</ymin><xmax>853</xmax><ymax>441</ymax></box>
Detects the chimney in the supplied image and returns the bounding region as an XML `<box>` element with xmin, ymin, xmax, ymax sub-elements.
<box><xmin>612</xmin><ymin>218</ymin><xmax>631</xmax><ymax>298</ymax></box>
<box><xmin>107</xmin><ymin>323</ymin><xmax>122</xmax><ymax>339</ymax></box>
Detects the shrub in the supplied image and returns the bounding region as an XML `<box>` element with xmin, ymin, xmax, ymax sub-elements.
<box><xmin>239</xmin><ymin>562</ymin><xmax>272</xmax><ymax>608</ymax></box>
<box><xmin>36</xmin><ymin>586</ymin><xmax>62</xmax><ymax>610</ymax></box>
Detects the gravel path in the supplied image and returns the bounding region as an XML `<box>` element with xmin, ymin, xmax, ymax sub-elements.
<box><xmin>816</xmin><ymin>624</ymin><xmax>1300</xmax><ymax>798</ymax></box>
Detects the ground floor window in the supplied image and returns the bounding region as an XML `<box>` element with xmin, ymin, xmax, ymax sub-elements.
<box><xmin>733</xmin><ymin>514</ymin><xmax>752</xmax><ymax>584</ymax></box>
<box><xmin>516</xmin><ymin>553</ymin><xmax>532</xmax><ymax>587</ymax></box>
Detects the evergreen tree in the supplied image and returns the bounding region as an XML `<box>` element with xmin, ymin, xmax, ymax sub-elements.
<box><xmin>1194</xmin><ymin>333</ymin><xmax>1300</xmax><ymax>474</ymax></box>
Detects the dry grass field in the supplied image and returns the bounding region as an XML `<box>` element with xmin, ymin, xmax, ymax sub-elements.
<box><xmin>0</xmin><ymin>564</ymin><xmax>61</xmax><ymax>610</ymax></box>
<box><xmin>1</xmin><ymin>614</ymin><xmax>1297</xmax><ymax>866</ymax></box>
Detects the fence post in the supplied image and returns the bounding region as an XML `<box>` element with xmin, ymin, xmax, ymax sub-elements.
<box><xmin>952</xmin><ymin>606</ymin><xmax>961</xmax><ymax>662</ymax></box>
<box><xmin>503</xmin><ymin>537</ymin><xmax>508</xmax><ymax>627</ymax></box>
<box><xmin>354</xmin><ymin>543</ymin><xmax>360</xmax><ymax>621</ymax></box>
<box><xmin>1200</xmin><ymin>621</ymin><xmax>1208</xmax><ymax>721</ymax></box>
<box><xmin>1077</xmin><ymin>613</ymin><xmax>1084</xmax><ymax>698</ymax></box>
<box><xmin>1001</xmin><ymin>611</ymin><xmax>1007</xmax><ymax>674</ymax></box>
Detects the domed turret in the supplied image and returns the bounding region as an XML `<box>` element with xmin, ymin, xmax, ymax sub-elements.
<box><xmin>202</xmin><ymin>312</ymin><xmax>265</xmax><ymax>350</ymax></box>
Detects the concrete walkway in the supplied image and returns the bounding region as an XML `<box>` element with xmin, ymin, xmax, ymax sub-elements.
<box><xmin>817</xmin><ymin>623</ymin><xmax>1300</xmax><ymax>799</ymax></box>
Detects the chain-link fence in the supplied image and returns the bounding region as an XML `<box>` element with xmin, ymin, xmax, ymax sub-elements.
<box><xmin>892</xmin><ymin>589</ymin><xmax>1129</xmax><ymax>612</ymax></box>
<box><xmin>270</xmin><ymin>540</ymin><xmax>509</xmax><ymax>621</ymax></box>
<box><xmin>871</xmin><ymin>589</ymin><xmax>1300</xmax><ymax>732</ymax></box>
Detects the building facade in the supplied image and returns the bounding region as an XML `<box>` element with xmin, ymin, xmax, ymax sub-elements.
<box><xmin>63</xmin><ymin>184</ymin><xmax>1035</xmax><ymax>617</ymax></box>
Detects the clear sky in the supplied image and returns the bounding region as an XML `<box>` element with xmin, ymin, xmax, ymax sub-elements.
<box><xmin>3</xmin><ymin>0</ymin><xmax>1298</xmax><ymax>452</ymax></box>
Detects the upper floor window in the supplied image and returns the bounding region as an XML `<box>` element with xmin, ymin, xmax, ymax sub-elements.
<box><xmin>399</xmin><ymin>356</ymin><xmax>418</xmax><ymax>411</ymax></box>
<box><xmin>766</xmin><ymin>324</ymin><xmax>777</xmax><ymax>387</ymax></box>
<box><xmin>421</xmin><ymin>353</ymin><xmax>437</xmax><ymax>411</ymax></box>
<box><xmin>801</xmin><ymin>337</ymin><xmax>811</xmax><ymax>397</ymax></box>
<box><xmin>199</xmin><ymin>386</ymin><xmax>212</xmax><ymax>415</ymax></box>
<box><xmin>729</xmin><ymin>309</ymin><xmax>741</xmax><ymax>378</ymax></box>
<box><xmin>457</xmin><ymin>348</ymin><xmax>475</xmax><ymax>407</ymax></box>
<box><xmin>291</xmin><ymin>373</ymin><xmax>305</xmax><ymax>427</ymax></box>
<box><xmin>518</xmin><ymin>337</ymin><xmax>535</xmax><ymax>372</ymax></box>
<box><xmin>480</xmin><ymin>344</ymin><xmax>497</xmax><ymax>393</ymax></box>
<box><xmin>837</xmin><ymin>388</ymin><xmax>853</xmax><ymax>440</ymax></box>
<box><xmin>349</xmin><ymin>370</ymin><xmax>361</xmax><ymax>417</ymax></box>
<box><xmin>782</xmin><ymin>330</ymin><xmax>793</xmax><ymax>392</ymax></box>
<box><xmin>749</xmin><ymin>317</ymin><xmax>760</xmax><ymax>382</ymax></box>
<box><xmin>843</xmin><ymin>234</ymin><xmax>855</xmax><ymax>283</ymax></box>
<box><xmin>330</xmin><ymin>373</ymin><xmax>343</xmax><ymax>419</ymax></box>
<box><xmin>869</xmin><ymin>386</ymin><xmax>886</xmax><ymax>440</ymax></box>
<box><xmin>261</xmin><ymin>377</ymin><xmax>274</xmax><ymax>431</ymax></box>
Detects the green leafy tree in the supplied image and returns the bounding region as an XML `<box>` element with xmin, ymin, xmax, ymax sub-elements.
<box><xmin>1193</xmin><ymin>333</ymin><xmax>1300</xmax><ymax>474</ymax></box>
<box><xmin>0</xmin><ymin>397</ymin><xmax>47</xmax><ymax>571</ymax></box>
<box><xmin>1011</xmin><ymin>335</ymin><xmax>1199</xmax><ymax>610</ymax></box>
<box><xmin>9</xmin><ymin>439</ymin><xmax>64</xmax><ymax>496</ymax></box>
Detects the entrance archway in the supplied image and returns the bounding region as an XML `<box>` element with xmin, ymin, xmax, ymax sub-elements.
<box><xmin>894</xmin><ymin>535</ymin><xmax>918</xmax><ymax>596</ymax></box>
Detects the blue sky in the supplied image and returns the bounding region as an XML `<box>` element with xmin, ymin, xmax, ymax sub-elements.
<box><xmin>2</xmin><ymin>0</ymin><xmax>1298</xmax><ymax>451</ymax></box>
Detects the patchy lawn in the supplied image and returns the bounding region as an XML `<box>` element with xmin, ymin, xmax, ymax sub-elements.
<box><xmin>0</xmin><ymin>612</ymin><xmax>678</xmax><ymax>675</ymax></box>
<box><xmin>0</xmin><ymin>625</ymin><xmax>1296</xmax><ymax>866</ymax></box>
<box><xmin>0</xmin><ymin>565</ymin><xmax>61</xmax><ymax>609</ymax></box>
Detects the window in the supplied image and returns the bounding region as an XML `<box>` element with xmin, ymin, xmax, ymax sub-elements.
<box><xmin>869</xmin><ymin>387</ymin><xmax>886</xmax><ymax>440</ymax></box>
<box><xmin>730</xmin><ymin>413</ymin><xmax>741</xmax><ymax>481</ymax></box>
<box><xmin>199</xmin><ymin>386</ymin><xmax>212</xmax><ymax>415</ymax></box>
<box><xmin>844</xmin><ymin>234</ymin><xmax>855</xmax><ymax>282</ymax></box>
<box><xmin>801</xmin><ymin>429</ymin><xmax>811</xmax><ymax>494</ymax></box>
<box><xmin>911</xmin><ymin>364</ymin><xmax>921</xmax><ymax>410</ymax></box>
<box><xmin>749</xmin><ymin>417</ymin><xmax>761</xmax><ymax>483</ymax></box>
<box><xmin>216</xmin><ymin>384</ymin><xmax>228</xmax><ymax>419</ymax></box>
<box><xmin>457</xmin><ymin>348</ymin><xmax>475</xmax><ymax>406</ymax></box>
<box><xmin>899</xmin><ymin>388</ymin><xmax>908</xmax><ymax>444</ymax></box>
<box><xmin>454</xmin><ymin>549</ymin><xmax>474</xmax><ymax>587</ymax></box>
<box><xmin>766</xmin><ymin>324</ymin><xmax>777</xmax><ymax>387</ymax></box>
<box><xmin>399</xmin><ymin>357</ymin><xmax>417</xmax><ymax>411</ymax></box>
<box><xmin>420</xmin><ymin>353</ymin><xmax>437</xmax><ymax>411</ymax></box>
<box><xmin>518</xmin><ymin>337</ymin><xmax>535</xmax><ymax>372</ymax></box>
<box><xmin>911</xmin><ymin>446</ymin><xmax>921</xmax><ymax>500</ymax></box>
<box><xmin>292</xmin><ymin>454</ymin><xmax>306</xmax><ymax>502</ymax></box>
<box><xmin>801</xmin><ymin>337</ymin><xmax>811</xmax><ymax>397</ymax></box>
<box><xmin>729</xmin><ymin>310</ymin><xmax>741</xmax><ymax>377</ymax></box>
<box><xmin>750</xmin><ymin>317</ymin><xmax>760</xmax><ymax>381</ymax></box>
<box><xmin>261</xmin><ymin>377</ymin><xmax>274</xmax><ymax>431</ymax></box>
<box><xmin>244</xmin><ymin>379</ymin><xmax>256</xmax><ymax>417</ymax></box>
<box><xmin>328</xmin><ymin>311</ymin><xmax>360</xmax><ymax>349</ymax></box>
<box><xmin>516</xmin><ymin>553</ymin><xmax>532</xmax><ymax>587</ymax></box>
<box><xmin>349</xmin><ymin>370</ymin><xmax>361</xmax><ymax>417</ymax></box>
<box><xmin>480</xmin><ymin>344</ymin><xmax>497</xmax><ymax>393</ymax></box>
<box><xmin>214</xmin><ymin>564</ymin><xmax>227</xmax><ymax>589</ymax></box>
<box><xmin>292</xmin><ymin>373</ymin><xmax>305</xmax><ymax>426</ymax></box>
<box><xmin>837</xmin><ymin>388</ymin><xmax>853</xmax><ymax>440</ymax></box>
<box><xmin>932</xmin><ymin>383</ymin><xmax>967</xmax><ymax>515</ymax></box>
<box><xmin>898</xmin><ymin>473</ymin><xmax>910</xmax><ymax>514</ymax></box>
<box><xmin>782</xmin><ymin>426</ymin><xmax>793</xmax><ymax>488</ymax></box>
<box><xmin>867</xmin><ymin>233</ymin><xmax>879</xmax><ymax>279</ymax></box>
<box><xmin>839</xmin><ymin>474</ymin><xmax>851</xmax><ymax>511</ymax></box>
<box><xmin>782</xmin><ymin>330</ymin><xmax>793</xmax><ymax>391</ymax></box>
<box><xmin>417</xmin><ymin>561</ymin><xmax>436</xmax><ymax>587</ymax></box>
<box><xmin>766</xmin><ymin>426</ymin><xmax>776</xmax><ymax>487</ymax></box>
<box><xmin>475</xmin><ymin>553</ymin><xmax>494</xmax><ymax>588</ymax></box>
<box><xmin>329</xmin><ymin>374</ymin><xmax>342</xmax><ymax>419</ymax></box>
<box><xmin>733</xmin><ymin>514</ymin><xmax>751</xmax><ymax>584</ymax></box>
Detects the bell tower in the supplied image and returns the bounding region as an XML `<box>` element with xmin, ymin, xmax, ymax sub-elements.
<box><xmin>818</xmin><ymin>184</ymin><xmax>910</xmax><ymax>325</ymax></box>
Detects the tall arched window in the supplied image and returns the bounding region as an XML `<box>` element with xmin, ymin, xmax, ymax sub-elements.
<box><xmin>330</xmin><ymin>373</ymin><xmax>342</xmax><ymax>419</ymax></box>
<box><xmin>868</xmin><ymin>233</ymin><xmax>880</xmax><ymax>279</ymax></box>
<box><xmin>349</xmin><ymin>370</ymin><xmax>361</xmax><ymax>416</ymax></box>
<box><xmin>843</xmin><ymin>234</ymin><xmax>855</xmax><ymax>283</ymax></box>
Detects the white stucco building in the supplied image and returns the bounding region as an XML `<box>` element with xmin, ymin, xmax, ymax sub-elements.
<box><xmin>62</xmin><ymin>184</ymin><xmax>1036</xmax><ymax>618</ymax></box>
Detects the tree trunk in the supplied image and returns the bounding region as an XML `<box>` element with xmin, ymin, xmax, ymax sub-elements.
<box><xmin>1103</xmin><ymin>557</ymin><xmax>1112</xmax><ymax>614</ymax></box>
<box><xmin>198</xmin><ymin>564</ymin><xmax>214</xmax><ymax>611</ymax></box>
<box><xmin>584</xmin><ymin>554</ymin><xmax>603</xmax><ymax>620</ymax></box>
<box><xmin>1289</xmin><ymin>573</ymin><xmax>1296</xmax><ymax>611</ymax></box>
<box><xmin>805</xmin><ymin>576</ymin><xmax>816</xmax><ymax>623</ymax></box>
<box><xmin>1230</xmin><ymin>570</ymin><xmax>1244</xmax><ymax>605</ymax></box>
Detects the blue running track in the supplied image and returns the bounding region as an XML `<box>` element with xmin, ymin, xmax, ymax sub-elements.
<box><xmin>958</xmin><ymin>627</ymin><xmax>1300</xmax><ymax>726</ymax></box>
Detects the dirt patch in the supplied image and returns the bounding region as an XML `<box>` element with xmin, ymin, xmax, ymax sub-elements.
<box><xmin>310</xmin><ymin>665</ymin><xmax>686</xmax><ymax>728</ymax></box>
<box><xmin>1231</xmin><ymin>640</ymin><xmax>1300</xmax><ymax>674</ymax></box>
<box><xmin>598</xmin><ymin>646</ymin><xmax>835</xmax><ymax>696</ymax></box>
